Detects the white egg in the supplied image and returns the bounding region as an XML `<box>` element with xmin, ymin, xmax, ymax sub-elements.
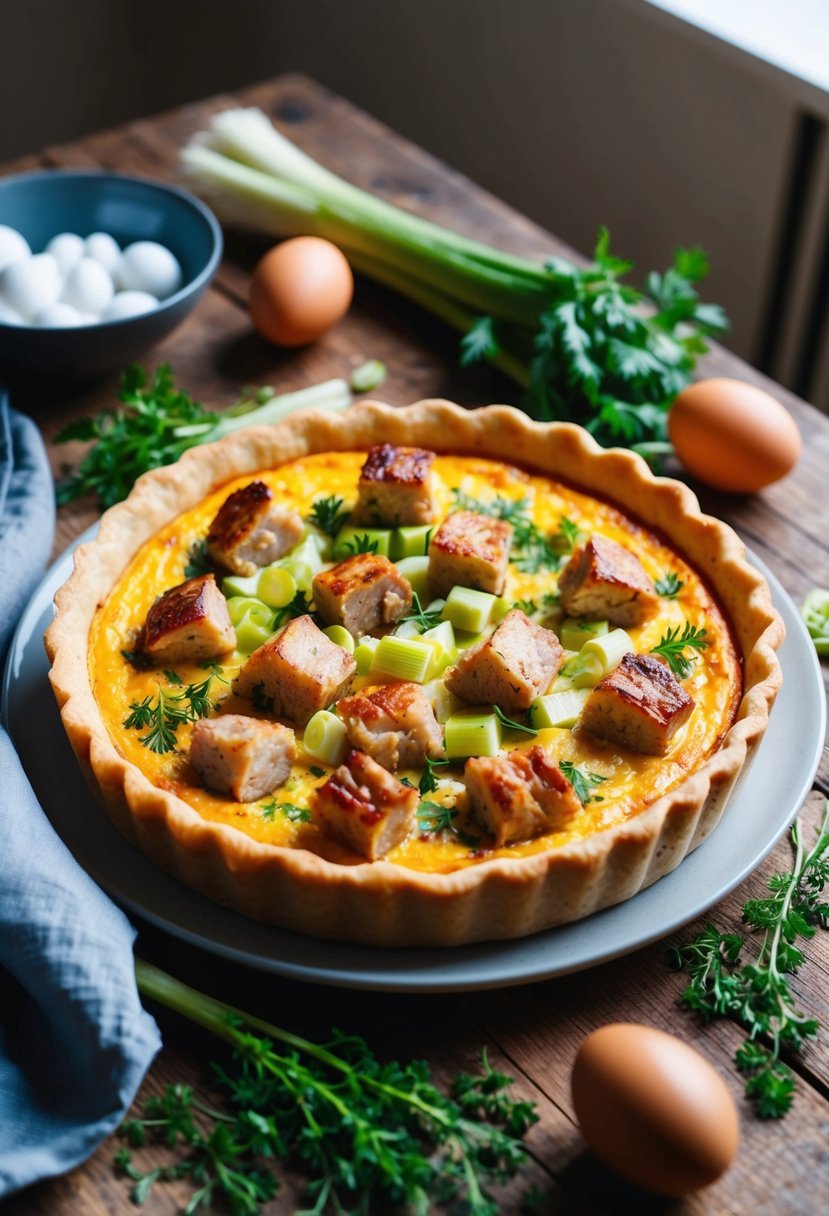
<box><xmin>118</xmin><ymin>241</ymin><xmax>182</xmax><ymax>298</ymax></box>
<box><xmin>0</xmin><ymin>225</ymin><xmax>31</xmax><ymax>274</ymax></box>
<box><xmin>101</xmin><ymin>290</ymin><xmax>158</xmax><ymax>321</ymax></box>
<box><xmin>46</xmin><ymin>232</ymin><xmax>85</xmax><ymax>277</ymax></box>
<box><xmin>0</xmin><ymin>297</ymin><xmax>25</xmax><ymax>325</ymax></box>
<box><xmin>0</xmin><ymin>253</ymin><xmax>61</xmax><ymax>320</ymax></box>
<box><xmin>32</xmin><ymin>302</ymin><xmax>84</xmax><ymax>327</ymax></box>
<box><xmin>85</xmin><ymin>231</ymin><xmax>122</xmax><ymax>276</ymax></box>
<box><xmin>61</xmin><ymin>257</ymin><xmax>114</xmax><ymax>316</ymax></box>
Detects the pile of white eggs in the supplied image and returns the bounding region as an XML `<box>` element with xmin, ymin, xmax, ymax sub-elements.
<box><xmin>0</xmin><ymin>224</ymin><xmax>183</xmax><ymax>327</ymax></box>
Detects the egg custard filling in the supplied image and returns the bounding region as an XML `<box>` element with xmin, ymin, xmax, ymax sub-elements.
<box><xmin>90</xmin><ymin>449</ymin><xmax>742</xmax><ymax>874</ymax></box>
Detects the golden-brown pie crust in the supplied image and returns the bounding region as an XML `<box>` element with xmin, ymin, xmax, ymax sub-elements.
<box><xmin>45</xmin><ymin>402</ymin><xmax>784</xmax><ymax>946</ymax></box>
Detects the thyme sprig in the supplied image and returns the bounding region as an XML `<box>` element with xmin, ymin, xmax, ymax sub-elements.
<box><xmin>308</xmin><ymin>495</ymin><xmax>350</xmax><ymax>538</ymax></box>
<box><xmin>650</xmin><ymin>620</ymin><xmax>709</xmax><ymax>679</ymax></box>
<box><xmin>121</xmin><ymin>962</ymin><xmax>537</xmax><ymax>1214</ymax></box>
<box><xmin>672</xmin><ymin>803</ymin><xmax>829</xmax><ymax>1117</ymax></box>
<box><xmin>123</xmin><ymin>669</ymin><xmax>224</xmax><ymax>754</ymax></box>
<box><xmin>400</xmin><ymin>593</ymin><xmax>443</xmax><ymax>634</ymax></box>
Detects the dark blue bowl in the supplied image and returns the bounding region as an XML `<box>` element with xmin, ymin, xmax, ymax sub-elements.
<box><xmin>0</xmin><ymin>170</ymin><xmax>222</xmax><ymax>381</ymax></box>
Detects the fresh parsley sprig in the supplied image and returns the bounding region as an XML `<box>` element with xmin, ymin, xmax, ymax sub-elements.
<box><xmin>418</xmin><ymin>800</ymin><xmax>481</xmax><ymax>848</ymax></box>
<box><xmin>308</xmin><ymin>495</ymin><xmax>350</xmax><ymax>537</ymax></box>
<box><xmin>124</xmin><ymin>961</ymin><xmax>537</xmax><ymax>1214</ymax></box>
<box><xmin>672</xmin><ymin>803</ymin><xmax>829</xmax><ymax>1117</ymax></box>
<box><xmin>559</xmin><ymin>760</ymin><xmax>607</xmax><ymax>804</ymax></box>
<box><xmin>418</xmin><ymin>755</ymin><xmax>451</xmax><ymax>795</ymax></box>
<box><xmin>650</xmin><ymin>621</ymin><xmax>709</xmax><ymax>679</ymax></box>
<box><xmin>655</xmin><ymin>571</ymin><xmax>684</xmax><ymax>599</ymax></box>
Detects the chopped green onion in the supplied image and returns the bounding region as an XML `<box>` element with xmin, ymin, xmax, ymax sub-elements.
<box><xmin>322</xmin><ymin>625</ymin><xmax>356</xmax><ymax>653</ymax></box>
<box><xmin>234</xmin><ymin>604</ymin><xmax>276</xmax><ymax>654</ymax></box>
<box><xmin>349</xmin><ymin>359</ymin><xmax>387</xmax><ymax>393</ymax></box>
<box><xmin>582</xmin><ymin>627</ymin><xmax>633</xmax><ymax>674</ymax></box>
<box><xmin>257</xmin><ymin>566</ymin><xmax>298</xmax><ymax>609</ymax></box>
<box><xmin>560</xmin><ymin>618</ymin><xmax>609</xmax><ymax>651</ymax></box>
<box><xmin>226</xmin><ymin>595</ymin><xmax>269</xmax><ymax>627</ymax></box>
<box><xmin>561</xmin><ymin>650</ymin><xmax>605</xmax><ymax>688</ymax></box>
<box><xmin>354</xmin><ymin>635</ymin><xmax>381</xmax><ymax>675</ymax></box>
<box><xmin>371</xmin><ymin>635</ymin><xmax>434</xmax><ymax>683</ymax></box>
<box><xmin>445</xmin><ymin>709</ymin><xmax>503</xmax><ymax>759</ymax></box>
<box><xmin>333</xmin><ymin>525</ymin><xmax>393</xmax><ymax>559</ymax></box>
<box><xmin>391</xmin><ymin>525</ymin><xmax>433</xmax><ymax>560</ymax></box>
<box><xmin>421</xmin><ymin>619</ymin><xmax>457</xmax><ymax>677</ymax></box>
<box><xmin>303</xmin><ymin>710</ymin><xmax>348</xmax><ymax>768</ymax></box>
<box><xmin>222</xmin><ymin>571</ymin><xmax>260</xmax><ymax>598</ymax></box>
<box><xmin>394</xmin><ymin>555</ymin><xmax>430</xmax><ymax>601</ymax></box>
<box><xmin>530</xmin><ymin>689</ymin><xmax>591</xmax><ymax>729</ymax></box>
<box><xmin>441</xmin><ymin>586</ymin><xmax>497</xmax><ymax>633</ymax></box>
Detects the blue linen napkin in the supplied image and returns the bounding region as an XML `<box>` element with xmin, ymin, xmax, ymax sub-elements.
<box><xmin>0</xmin><ymin>392</ymin><xmax>161</xmax><ymax>1197</ymax></box>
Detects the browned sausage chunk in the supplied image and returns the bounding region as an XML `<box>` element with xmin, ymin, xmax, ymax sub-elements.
<box><xmin>337</xmin><ymin>681</ymin><xmax>445</xmax><ymax>771</ymax></box>
<box><xmin>428</xmin><ymin>510</ymin><xmax>512</xmax><ymax>598</ymax></box>
<box><xmin>207</xmin><ymin>480</ymin><xmax>304</xmax><ymax>576</ymax></box>
<box><xmin>190</xmin><ymin>714</ymin><xmax>295</xmax><ymax>801</ymax></box>
<box><xmin>313</xmin><ymin>553</ymin><xmax>413</xmax><ymax>638</ymax></box>
<box><xmin>558</xmin><ymin>534</ymin><xmax>658</xmax><ymax>627</ymax></box>
<box><xmin>141</xmin><ymin>573</ymin><xmax>235</xmax><ymax>665</ymax></box>
<box><xmin>580</xmin><ymin>652</ymin><xmax>694</xmax><ymax>754</ymax></box>
<box><xmin>465</xmin><ymin>745</ymin><xmax>581</xmax><ymax>847</ymax></box>
<box><xmin>353</xmin><ymin>444</ymin><xmax>439</xmax><ymax>526</ymax></box>
<box><xmin>233</xmin><ymin>615</ymin><xmax>356</xmax><ymax>725</ymax></box>
<box><xmin>445</xmin><ymin>609</ymin><xmax>564</xmax><ymax>712</ymax></box>
<box><xmin>313</xmin><ymin>749</ymin><xmax>418</xmax><ymax>860</ymax></box>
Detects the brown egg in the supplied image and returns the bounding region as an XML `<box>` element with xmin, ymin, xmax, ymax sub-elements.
<box><xmin>668</xmin><ymin>377</ymin><xmax>801</xmax><ymax>494</ymax></box>
<box><xmin>571</xmin><ymin>1023</ymin><xmax>739</xmax><ymax>1197</ymax></box>
<box><xmin>249</xmin><ymin>237</ymin><xmax>354</xmax><ymax>346</ymax></box>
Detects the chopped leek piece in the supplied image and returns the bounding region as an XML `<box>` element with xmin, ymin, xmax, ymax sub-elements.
<box><xmin>423</xmin><ymin>678</ymin><xmax>464</xmax><ymax>724</ymax></box>
<box><xmin>441</xmin><ymin>586</ymin><xmax>497</xmax><ymax>633</ymax></box>
<box><xmin>421</xmin><ymin>618</ymin><xmax>457</xmax><ymax>677</ymax></box>
<box><xmin>234</xmin><ymin>603</ymin><xmax>276</xmax><ymax>653</ymax></box>
<box><xmin>304</xmin><ymin>523</ymin><xmax>334</xmax><ymax>561</ymax></box>
<box><xmin>426</xmin><ymin>597</ymin><xmax>446</xmax><ymax>614</ymax></box>
<box><xmin>583</xmin><ymin>627</ymin><xmax>633</xmax><ymax>674</ymax></box>
<box><xmin>303</xmin><ymin>709</ymin><xmax>348</xmax><ymax>767</ymax></box>
<box><xmin>492</xmin><ymin>595</ymin><xmax>513</xmax><ymax>621</ymax></box>
<box><xmin>221</xmin><ymin>571</ymin><xmax>260</xmax><ymax>598</ymax></box>
<box><xmin>349</xmin><ymin>358</ymin><xmax>387</xmax><ymax>393</ymax></box>
<box><xmin>280</xmin><ymin>536</ymin><xmax>326</xmax><ymax>589</ymax></box>
<box><xmin>333</xmin><ymin>525</ymin><xmax>393</xmax><ymax>559</ymax></box>
<box><xmin>226</xmin><ymin>595</ymin><xmax>267</xmax><ymax>627</ymax></box>
<box><xmin>371</xmin><ymin>635</ymin><xmax>434</xmax><ymax>683</ymax></box>
<box><xmin>257</xmin><ymin>566</ymin><xmax>298</xmax><ymax>609</ymax></box>
<box><xmin>802</xmin><ymin>588</ymin><xmax>829</xmax><ymax>655</ymax></box>
<box><xmin>322</xmin><ymin>625</ymin><xmax>356</xmax><ymax>653</ymax></box>
<box><xmin>354</xmin><ymin>635</ymin><xmax>380</xmax><ymax>675</ymax></box>
<box><xmin>391</xmin><ymin>525</ymin><xmax>433</xmax><ymax>560</ymax></box>
<box><xmin>560</xmin><ymin>617</ymin><xmax>609</xmax><ymax>651</ymax></box>
<box><xmin>562</xmin><ymin>650</ymin><xmax>605</xmax><ymax>688</ymax></box>
<box><xmin>530</xmin><ymin>689</ymin><xmax>591</xmax><ymax>729</ymax></box>
<box><xmin>394</xmin><ymin>619</ymin><xmax>423</xmax><ymax>640</ymax></box>
<box><xmin>394</xmin><ymin>555</ymin><xmax>430</xmax><ymax>601</ymax></box>
<box><xmin>445</xmin><ymin>709</ymin><xmax>503</xmax><ymax>759</ymax></box>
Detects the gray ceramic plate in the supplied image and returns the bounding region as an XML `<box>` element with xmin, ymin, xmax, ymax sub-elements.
<box><xmin>2</xmin><ymin>531</ymin><xmax>824</xmax><ymax>991</ymax></box>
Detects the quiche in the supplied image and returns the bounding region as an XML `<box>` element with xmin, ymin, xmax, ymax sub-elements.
<box><xmin>46</xmin><ymin>401</ymin><xmax>783</xmax><ymax>946</ymax></box>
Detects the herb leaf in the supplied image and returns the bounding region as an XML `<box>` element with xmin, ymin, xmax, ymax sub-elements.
<box><xmin>307</xmin><ymin>495</ymin><xmax>350</xmax><ymax>537</ymax></box>
<box><xmin>400</xmin><ymin>592</ymin><xmax>443</xmax><ymax>634</ymax></box>
<box><xmin>650</xmin><ymin>621</ymin><xmax>709</xmax><ymax>678</ymax></box>
<box><xmin>418</xmin><ymin>756</ymin><xmax>451</xmax><ymax>795</ymax></box>
<box><xmin>655</xmin><ymin>572</ymin><xmax>684</xmax><ymax>599</ymax></box>
<box><xmin>493</xmin><ymin>705</ymin><xmax>538</xmax><ymax>737</ymax></box>
<box><xmin>672</xmin><ymin>802</ymin><xmax>829</xmax><ymax>1117</ymax></box>
<box><xmin>559</xmin><ymin>760</ymin><xmax>607</xmax><ymax>804</ymax></box>
<box><xmin>341</xmin><ymin>532</ymin><xmax>379</xmax><ymax>555</ymax></box>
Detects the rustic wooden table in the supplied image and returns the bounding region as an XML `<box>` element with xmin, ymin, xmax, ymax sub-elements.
<box><xmin>3</xmin><ymin>75</ymin><xmax>828</xmax><ymax>1216</ymax></box>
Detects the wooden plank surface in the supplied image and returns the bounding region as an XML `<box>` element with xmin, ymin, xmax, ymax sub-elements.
<box><xmin>3</xmin><ymin>74</ymin><xmax>828</xmax><ymax>1215</ymax></box>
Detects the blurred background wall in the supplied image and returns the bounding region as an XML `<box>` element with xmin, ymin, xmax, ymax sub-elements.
<box><xmin>3</xmin><ymin>0</ymin><xmax>829</xmax><ymax>406</ymax></box>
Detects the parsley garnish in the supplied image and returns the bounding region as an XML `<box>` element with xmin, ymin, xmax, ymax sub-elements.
<box><xmin>450</xmin><ymin>489</ymin><xmax>563</xmax><ymax>575</ymax></box>
<box><xmin>307</xmin><ymin>495</ymin><xmax>349</xmax><ymax>537</ymax></box>
<box><xmin>400</xmin><ymin>592</ymin><xmax>443</xmax><ymax>634</ymax></box>
<box><xmin>672</xmin><ymin>803</ymin><xmax>829</xmax><ymax>1117</ymax></box>
<box><xmin>418</xmin><ymin>756</ymin><xmax>451</xmax><ymax>795</ymax></box>
<box><xmin>123</xmin><ymin>671</ymin><xmax>222</xmax><ymax>754</ymax></box>
<box><xmin>117</xmin><ymin>965</ymin><xmax>538</xmax><ymax>1214</ymax></box>
<box><xmin>650</xmin><ymin>621</ymin><xmax>709</xmax><ymax>679</ymax></box>
<box><xmin>273</xmin><ymin>589</ymin><xmax>313</xmax><ymax>627</ymax></box>
<box><xmin>462</xmin><ymin>230</ymin><xmax>727</xmax><ymax>450</ymax></box>
<box><xmin>184</xmin><ymin>538</ymin><xmax>211</xmax><ymax>578</ymax></box>
<box><xmin>418</xmin><ymin>800</ymin><xmax>480</xmax><ymax>848</ymax></box>
<box><xmin>559</xmin><ymin>760</ymin><xmax>607</xmax><ymax>804</ymax></box>
<box><xmin>309</xmin><ymin>765</ymin><xmax>326</xmax><ymax>778</ymax></box>
<box><xmin>259</xmin><ymin>799</ymin><xmax>277</xmax><ymax>821</ymax></box>
<box><xmin>120</xmin><ymin>648</ymin><xmax>152</xmax><ymax>670</ymax></box>
<box><xmin>493</xmin><ymin>705</ymin><xmax>538</xmax><ymax>737</ymax></box>
<box><xmin>341</xmin><ymin>533</ymin><xmax>379</xmax><ymax>556</ymax></box>
<box><xmin>512</xmin><ymin>598</ymin><xmax>538</xmax><ymax>616</ymax></box>
<box><xmin>281</xmin><ymin>802</ymin><xmax>312</xmax><ymax>823</ymax></box>
<box><xmin>553</xmin><ymin>516</ymin><xmax>582</xmax><ymax>553</ymax></box>
<box><xmin>655</xmin><ymin>572</ymin><xmax>684</xmax><ymax>599</ymax></box>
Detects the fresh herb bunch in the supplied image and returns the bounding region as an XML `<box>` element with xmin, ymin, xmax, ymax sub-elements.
<box><xmin>650</xmin><ymin>621</ymin><xmax>709</xmax><ymax>679</ymax></box>
<box><xmin>55</xmin><ymin>365</ymin><xmax>352</xmax><ymax>510</ymax></box>
<box><xmin>672</xmin><ymin>803</ymin><xmax>829</xmax><ymax>1117</ymax></box>
<box><xmin>122</xmin><ymin>961</ymin><xmax>537</xmax><ymax>1215</ymax></box>
<box><xmin>184</xmin><ymin>111</ymin><xmax>728</xmax><ymax>454</ymax></box>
